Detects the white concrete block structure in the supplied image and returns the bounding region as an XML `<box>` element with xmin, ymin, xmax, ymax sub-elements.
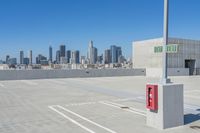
<box><xmin>146</xmin><ymin>83</ymin><xmax>184</xmax><ymax>129</ymax></box>
<box><xmin>132</xmin><ymin>38</ymin><xmax>200</xmax><ymax>76</ymax></box>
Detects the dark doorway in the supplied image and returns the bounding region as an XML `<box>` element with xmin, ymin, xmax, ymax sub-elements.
<box><xmin>185</xmin><ymin>59</ymin><xmax>196</xmax><ymax>75</ymax></box>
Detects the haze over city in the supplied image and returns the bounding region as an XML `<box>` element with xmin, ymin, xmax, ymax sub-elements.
<box><xmin>0</xmin><ymin>0</ymin><xmax>200</xmax><ymax>61</ymax></box>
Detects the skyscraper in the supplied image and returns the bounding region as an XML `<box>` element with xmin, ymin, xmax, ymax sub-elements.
<box><xmin>97</xmin><ymin>54</ymin><xmax>103</xmax><ymax>64</ymax></box>
<box><xmin>20</xmin><ymin>50</ymin><xmax>24</xmax><ymax>64</ymax></box>
<box><xmin>66</xmin><ymin>50</ymin><xmax>71</xmax><ymax>63</ymax></box>
<box><xmin>116</xmin><ymin>46</ymin><xmax>122</xmax><ymax>62</ymax></box>
<box><xmin>104</xmin><ymin>49</ymin><xmax>111</xmax><ymax>64</ymax></box>
<box><xmin>8</xmin><ymin>58</ymin><xmax>17</xmax><ymax>65</ymax></box>
<box><xmin>87</xmin><ymin>40</ymin><xmax>98</xmax><ymax>64</ymax></box>
<box><xmin>80</xmin><ymin>56</ymin><xmax>86</xmax><ymax>64</ymax></box>
<box><xmin>23</xmin><ymin>57</ymin><xmax>29</xmax><ymax>65</ymax></box>
<box><xmin>94</xmin><ymin>47</ymin><xmax>98</xmax><ymax>64</ymax></box>
<box><xmin>110</xmin><ymin>45</ymin><xmax>117</xmax><ymax>63</ymax></box>
<box><xmin>71</xmin><ymin>50</ymin><xmax>80</xmax><ymax>64</ymax></box>
<box><xmin>29</xmin><ymin>50</ymin><xmax>32</xmax><ymax>65</ymax></box>
<box><xmin>110</xmin><ymin>45</ymin><xmax>122</xmax><ymax>63</ymax></box>
<box><xmin>87</xmin><ymin>40</ymin><xmax>93</xmax><ymax>64</ymax></box>
<box><xmin>75</xmin><ymin>50</ymin><xmax>80</xmax><ymax>64</ymax></box>
<box><xmin>49</xmin><ymin>46</ymin><xmax>53</xmax><ymax>63</ymax></box>
<box><xmin>6</xmin><ymin>55</ymin><xmax>10</xmax><ymax>64</ymax></box>
<box><xmin>56</xmin><ymin>50</ymin><xmax>60</xmax><ymax>64</ymax></box>
<box><xmin>60</xmin><ymin>45</ymin><xmax>66</xmax><ymax>57</ymax></box>
<box><xmin>36</xmin><ymin>54</ymin><xmax>47</xmax><ymax>64</ymax></box>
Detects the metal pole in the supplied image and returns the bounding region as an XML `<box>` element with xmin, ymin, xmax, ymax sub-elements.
<box><xmin>162</xmin><ymin>0</ymin><xmax>169</xmax><ymax>84</ymax></box>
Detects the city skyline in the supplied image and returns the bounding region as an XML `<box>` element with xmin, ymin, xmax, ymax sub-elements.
<box><xmin>0</xmin><ymin>0</ymin><xmax>200</xmax><ymax>60</ymax></box>
<box><xmin>0</xmin><ymin>41</ymin><xmax>126</xmax><ymax>65</ymax></box>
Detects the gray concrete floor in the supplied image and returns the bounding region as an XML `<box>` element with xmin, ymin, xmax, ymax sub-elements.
<box><xmin>0</xmin><ymin>76</ymin><xmax>200</xmax><ymax>133</ymax></box>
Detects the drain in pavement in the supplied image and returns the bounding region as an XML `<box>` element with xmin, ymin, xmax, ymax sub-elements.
<box><xmin>120</xmin><ymin>106</ymin><xmax>130</xmax><ymax>109</ymax></box>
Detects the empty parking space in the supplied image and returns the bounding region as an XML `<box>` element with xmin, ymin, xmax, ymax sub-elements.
<box><xmin>0</xmin><ymin>76</ymin><xmax>200</xmax><ymax>133</ymax></box>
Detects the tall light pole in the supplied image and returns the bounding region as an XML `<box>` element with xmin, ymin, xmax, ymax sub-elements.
<box><xmin>162</xmin><ymin>0</ymin><xmax>169</xmax><ymax>84</ymax></box>
<box><xmin>147</xmin><ymin>0</ymin><xmax>184</xmax><ymax>129</ymax></box>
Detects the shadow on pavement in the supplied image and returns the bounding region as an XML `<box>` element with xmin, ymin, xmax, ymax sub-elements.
<box><xmin>184</xmin><ymin>113</ymin><xmax>200</xmax><ymax>125</ymax></box>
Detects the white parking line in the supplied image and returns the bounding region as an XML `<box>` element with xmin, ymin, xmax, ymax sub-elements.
<box><xmin>0</xmin><ymin>83</ymin><xmax>5</xmax><ymax>87</ymax></box>
<box><xmin>112</xmin><ymin>98</ymin><xmax>136</xmax><ymax>102</ymax></box>
<box><xmin>185</xmin><ymin>95</ymin><xmax>200</xmax><ymax>99</ymax></box>
<box><xmin>50</xmin><ymin>97</ymin><xmax>141</xmax><ymax>107</ymax></box>
<box><xmin>49</xmin><ymin>80</ymin><xmax>67</xmax><ymax>85</ymax></box>
<box><xmin>20</xmin><ymin>80</ymin><xmax>38</xmax><ymax>85</ymax></box>
<box><xmin>66</xmin><ymin>102</ymin><xmax>96</xmax><ymax>107</ymax></box>
<box><xmin>48</xmin><ymin>106</ymin><xmax>96</xmax><ymax>133</ymax></box>
<box><xmin>57</xmin><ymin>105</ymin><xmax>117</xmax><ymax>133</ymax></box>
<box><xmin>100</xmin><ymin>101</ymin><xmax>146</xmax><ymax>116</ymax></box>
<box><xmin>185</xmin><ymin>90</ymin><xmax>200</xmax><ymax>93</ymax></box>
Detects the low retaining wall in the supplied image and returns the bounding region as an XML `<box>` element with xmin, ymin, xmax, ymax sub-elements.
<box><xmin>0</xmin><ymin>69</ymin><xmax>146</xmax><ymax>80</ymax></box>
<box><xmin>146</xmin><ymin>68</ymin><xmax>189</xmax><ymax>77</ymax></box>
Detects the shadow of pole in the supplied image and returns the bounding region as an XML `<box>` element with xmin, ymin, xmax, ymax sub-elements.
<box><xmin>184</xmin><ymin>113</ymin><xmax>200</xmax><ymax>125</ymax></box>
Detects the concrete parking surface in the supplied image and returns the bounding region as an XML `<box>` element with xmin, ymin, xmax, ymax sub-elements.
<box><xmin>0</xmin><ymin>76</ymin><xmax>200</xmax><ymax>133</ymax></box>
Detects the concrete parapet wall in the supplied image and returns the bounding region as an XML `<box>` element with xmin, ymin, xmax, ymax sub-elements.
<box><xmin>0</xmin><ymin>69</ymin><xmax>146</xmax><ymax>81</ymax></box>
<box><xmin>146</xmin><ymin>68</ymin><xmax>189</xmax><ymax>77</ymax></box>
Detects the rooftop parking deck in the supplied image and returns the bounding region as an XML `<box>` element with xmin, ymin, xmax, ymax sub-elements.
<box><xmin>0</xmin><ymin>76</ymin><xmax>200</xmax><ymax>133</ymax></box>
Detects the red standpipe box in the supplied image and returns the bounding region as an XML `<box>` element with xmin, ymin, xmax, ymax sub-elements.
<box><xmin>146</xmin><ymin>84</ymin><xmax>158</xmax><ymax>111</ymax></box>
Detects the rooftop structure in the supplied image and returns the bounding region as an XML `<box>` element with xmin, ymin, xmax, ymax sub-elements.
<box><xmin>133</xmin><ymin>38</ymin><xmax>200</xmax><ymax>76</ymax></box>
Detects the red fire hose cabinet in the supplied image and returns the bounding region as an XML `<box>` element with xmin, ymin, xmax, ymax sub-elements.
<box><xmin>146</xmin><ymin>84</ymin><xmax>158</xmax><ymax>111</ymax></box>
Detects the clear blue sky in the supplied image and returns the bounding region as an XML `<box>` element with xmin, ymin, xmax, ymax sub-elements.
<box><xmin>0</xmin><ymin>0</ymin><xmax>200</xmax><ymax>62</ymax></box>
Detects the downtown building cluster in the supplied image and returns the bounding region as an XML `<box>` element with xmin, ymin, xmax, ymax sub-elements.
<box><xmin>0</xmin><ymin>41</ymin><xmax>131</xmax><ymax>70</ymax></box>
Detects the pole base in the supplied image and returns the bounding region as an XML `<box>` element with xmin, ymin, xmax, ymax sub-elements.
<box><xmin>160</xmin><ymin>78</ymin><xmax>171</xmax><ymax>84</ymax></box>
<box><xmin>146</xmin><ymin>83</ymin><xmax>184</xmax><ymax>129</ymax></box>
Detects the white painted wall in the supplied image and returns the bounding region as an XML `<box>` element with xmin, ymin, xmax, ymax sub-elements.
<box><xmin>133</xmin><ymin>38</ymin><xmax>200</xmax><ymax>69</ymax></box>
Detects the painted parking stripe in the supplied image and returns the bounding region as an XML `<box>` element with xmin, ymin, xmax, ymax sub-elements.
<box><xmin>184</xmin><ymin>104</ymin><xmax>200</xmax><ymax>114</ymax></box>
<box><xmin>57</xmin><ymin>105</ymin><xmax>117</xmax><ymax>133</ymax></box>
<box><xmin>66</xmin><ymin>102</ymin><xmax>96</xmax><ymax>107</ymax></box>
<box><xmin>20</xmin><ymin>80</ymin><xmax>38</xmax><ymax>85</ymax></box>
<box><xmin>0</xmin><ymin>83</ymin><xmax>5</xmax><ymax>87</ymax></box>
<box><xmin>185</xmin><ymin>95</ymin><xmax>200</xmax><ymax>100</ymax></box>
<box><xmin>100</xmin><ymin>101</ymin><xmax>146</xmax><ymax>117</ymax></box>
<box><xmin>49</xmin><ymin>106</ymin><xmax>96</xmax><ymax>133</ymax></box>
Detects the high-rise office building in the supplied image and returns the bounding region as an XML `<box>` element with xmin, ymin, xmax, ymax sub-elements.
<box><xmin>60</xmin><ymin>57</ymin><xmax>68</xmax><ymax>64</ymax></box>
<box><xmin>8</xmin><ymin>58</ymin><xmax>17</xmax><ymax>65</ymax></box>
<box><xmin>71</xmin><ymin>50</ymin><xmax>80</xmax><ymax>64</ymax></box>
<box><xmin>80</xmin><ymin>56</ymin><xmax>86</xmax><ymax>64</ymax></box>
<box><xmin>20</xmin><ymin>51</ymin><xmax>24</xmax><ymax>64</ymax></box>
<box><xmin>97</xmin><ymin>54</ymin><xmax>103</xmax><ymax>64</ymax></box>
<box><xmin>29</xmin><ymin>50</ymin><xmax>32</xmax><ymax>65</ymax></box>
<box><xmin>60</xmin><ymin>45</ymin><xmax>66</xmax><ymax>57</ymax></box>
<box><xmin>116</xmin><ymin>46</ymin><xmax>122</xmax><ymax>62</ymax></box>
<box><xmin>49</xmin><ymin>46</ymin><xmax>53</xmax><ymax>63</ymax></box>
<box><xmin>36</xmin><ymin>54</ymin><xmax>47</xmax><ymax>64</ymax></box>
<box><xmin>94</xmin><ymin>47</ymin><xmax>98</xmax><ymax>64</ymax></box>
<box><xmin>75</xmin><ymin>50</ymin><xmax>80</xmax><ymax>64</ymax></box>
<box><xmin>87</xmin><ymin>40</ymin><xmax>93</xmax><ymax>63</ymax></box>
<box><xmin>6</xmin><ymin>55</ymin><xmax>10</xmax><ymax>64</ymax></box>
<box><xmin>66</xmin><ymin>50</ymin><xmax>71</xmax><ymax>63</ymax></box>
<box><xmin>104</xmin><ymin>49</ymin><xmax>111</xmax><ymax>64</ymax></box>
<box><xmin>56</xmin><ymin>50</ymin><xmax>60</xmax><ymax>64</ymax></box>
<box><xmin>23</xmin><ymin>57</ymin><xmax>29</xmax><ymax>65</ymax></box>
<box><xmin>110</xmin><ymin>45</ymin><xmax>117</xmax><ymax>63</ymax></box>
<box><xmin>110</xmin><ymin>45</ymin><xmax>122</xmax><ymax>63</ymax></box>
<box><xmin>87</xmin><ymin>40</ymin><xmax>98</xmax><ymax>64</ymax></box>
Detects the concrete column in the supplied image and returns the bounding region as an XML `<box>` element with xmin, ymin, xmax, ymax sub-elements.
<box><xmin>146</xmin><ymin>83</ymin><xmax>184</xmax><ymax>129</ymax></box>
